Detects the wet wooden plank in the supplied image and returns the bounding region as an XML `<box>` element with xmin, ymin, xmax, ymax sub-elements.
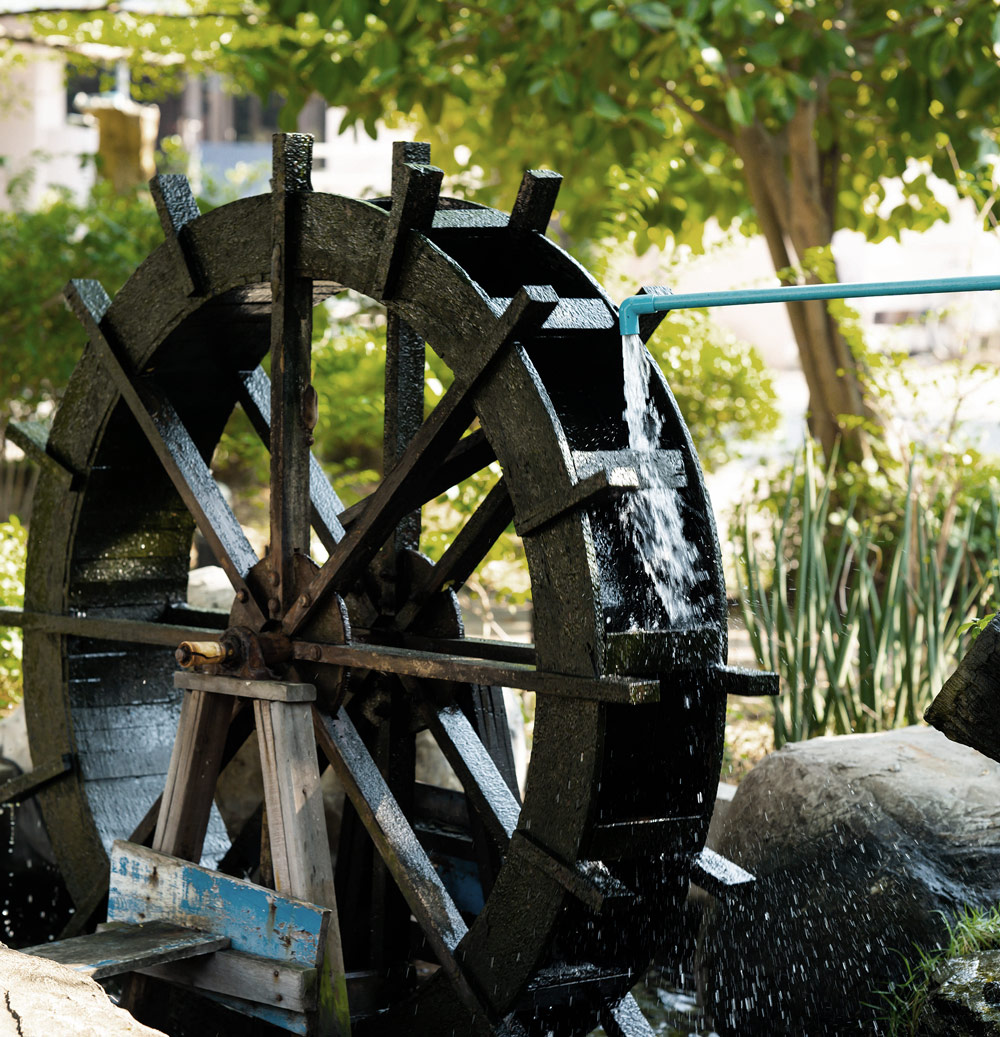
<box><xmin>108</xmin><ymin>841</ymin><xmax>329</xmax><ymax>966</ymax></box>
<box><xmin>140</xmin><ymin>946</ymin><xmax>316</xmax><ymax>1012</ymax></box>
<box><xmin>270</xmin><ymin>133</ymin><xmax>315</xmax><ymax>614</ymax></box>
<box><xmin>314</xmin><ymin>708</ymin><xmax>477</xmax><ymax>1009</ymax></box>
<box><xmin>293</xmin><ymin>639</ymin><xmax>660</xmax><ymax>704</ymax></box>
<box><xmin>0</xmin><ymin>754</ymin><xmax>74</xmax><ymax>805</ymax></box>
<box><xmin>21</xmin><ymin>920</ymin><xmax>228</xmax><ymax>979</ymax></box>
<box><xmin>6</xmin><ymin>419</ymin><xmax>78</xmax><ymax>488</ymax></box>
<box><xmin>417</xmin><ymin>696</ymin><xmax>520</xmax><ymax>847</ymax></box>
<box><xmin>397</xmin><ymin>479</ymin><xmax>513</xmax><ymax>629</ymax></box>
<box><xmin>175</xmin><ymin>672</ymin><xmax>316</xmax><ymax>703</ymax></box>
<box><xmin>336</xmin><ymin>428</ymin><xmax>496</xmax><ymax>531</ymax></box>
<box><xmin>600</xmin><ymin>992</ymin><xmax>657</xmax><ymax>1037</ymax></box>
<box><xmin>64</xmin><ymin>278</ymin><xmax>264</xmax><ymax>626</ymax></box>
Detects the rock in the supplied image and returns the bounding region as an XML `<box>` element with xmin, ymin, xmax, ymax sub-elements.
<box><xmin>186</xmin><ymin>565</ymin><xmax>233</xmax><ymax>612</ymax></box>
<box><xmin>697</xmin><ymin>726</ymin><xmax>1000</xmax><ymax>1036</ymax></box>
<box><xmin>917</xmin><ymin>951</ymin><xmax>1000</xmax><ymax>1036</ymax></box>
<box><xmin>1</xmin><ymin>944</ymin><xmax>165</xmax><ymax>1036</ymax></box>
<box><xmin>0</xmin><ymin>705</ymin><xmax>31</xmax><ymax>772</ymax></box>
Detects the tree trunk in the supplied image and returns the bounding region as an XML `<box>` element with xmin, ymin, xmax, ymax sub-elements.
<box><xmin>734</xmin><ymin>100</ymin><xmax>877</xmax><ymax>464</ymax></box>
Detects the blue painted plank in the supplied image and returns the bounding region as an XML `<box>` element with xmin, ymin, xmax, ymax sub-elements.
<box><xmin>108</xmin><ymin>840</ymin><xmax>328</xmax><ymax>966</ymax></box>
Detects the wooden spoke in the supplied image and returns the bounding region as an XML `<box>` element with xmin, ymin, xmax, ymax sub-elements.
<box><xmin>395</xmin><ymin>632</ymin><xmax>535</xmax><ymax>666</ymax></box>
<box><xmin>269</xmin><ymin>133</ymin><xmax>316</xmax><ymax>613</ymax></box>
<box><xmin>396</xmin><ymin>478</ymin><xmax>514</xmax><ymax>630</ymax></box>
<box><xmin>65</xmin><ymin>279</ymin><xmax>264</xmax><ymax>625</ymax></box>
<box><xmin>336</xmin><ymin>427</ymin><xmax>496</xmax><ymax>531</ymax></box>
<box><xmin>0</xmin><ymin>606</ymin><xmax>222</xmax><ymax>648</ymax></box>
<box><xmin>284</xmin><ymin>286</ymin><xmax>557</xmax><ymax>637</ymax></box>
<box><xmin>313</xmin><ymin>706</ymin><xmax>487</xmax><ymax>1019</ymax></box>
<box><xmin>282</xmin><ymin>374</ymin><xmax>478</xmax><ymax>635</ymax></box>
<box><xmin>411</xmin><ymin>685</ymin><xmax>520</xmax><ymax>848</ymax></box>
<box><xmin>236</xmin><ymin>366</ymin><xmax>346</xmax><ymax>552</ymax></box>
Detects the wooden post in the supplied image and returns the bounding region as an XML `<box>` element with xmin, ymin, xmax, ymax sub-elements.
<box><xmin>254</xmin><ymin>696</ymin><xmax>350</xmax><ymax>1035</ymax></box>
<box><xmin>153</xmin><ymin>689</ymin><xmax>232</xmax><ymax>861</ymax></box>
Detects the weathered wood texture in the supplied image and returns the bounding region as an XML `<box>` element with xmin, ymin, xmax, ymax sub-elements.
<box><xmin>107</xmin><ymin>841</ymin><xmax>330</xmax><ymax>964</ymax></box>
<box><xmin>139</xmin><ymin>946</ymin><xmax>316</xmax><ymax>1012</ymax></box>
<box><xmin>153</xmin><ymin>688</ymin><xmax>231</xmax><ymax>861</ymax></box>
<box><xmin>21</xmin><ymin>921</ymin><xmax>228</xmax><ymax>979</ymax></box>
<box><xmin>926</xmin><ymin>615</ymin><xmax>1000</xmax><ymax>762</ymax></box>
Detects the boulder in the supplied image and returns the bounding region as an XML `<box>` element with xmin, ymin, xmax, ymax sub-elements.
<box><xmin>915</xmin><ymin>951</ymin><xmax>1000</xmax><ymax>1036</ymax></box>
<box><xmin>1</xmin><ymin>944</ymin><xmax>165</xmax><ymax>1036</ymax></box>
<box><xmin>697</xmin><ymin>726</ymin><xmax>1000</xmax><ymax>1036</ymax></box>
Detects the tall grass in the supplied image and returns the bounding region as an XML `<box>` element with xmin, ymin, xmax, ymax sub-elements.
<box><xmin>737</xmin><ymin>444</ymin><xmax>997</xmax><ymax>747</ymax></box>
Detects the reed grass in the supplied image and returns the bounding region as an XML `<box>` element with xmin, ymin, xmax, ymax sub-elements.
<box><xmin>736</xmin><ymin>442</ymin><xmax>998</xmax><ymax>747</ymax></box>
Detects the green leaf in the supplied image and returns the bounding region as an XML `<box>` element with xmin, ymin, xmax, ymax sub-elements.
<box><xmin>552</xmin><ymin>70</ymin><xmax>576</xmax><ymax>105</ymax></box>
<box><xmin>591</xmin><ymin>9</ymin><xmax>618</xmax><ymax>29</ymax></box>
<box><xmin>724</xmin><ymin>85</ymin><xmax>753</xmax><ymax>125</ymax></box>
<box><xmin>341</xmin><ymin>0</ymin><xmax>367</xmax><ymax>36</ymax></box>
<box><xmin>592</xmin><ymin>91</ymin><xmax>624</xmax><ymax>119</ymax></box>
<box><xmin>748</xmin><ymin>41</ymin><xmax>779</xmax><ymax>67</ymax></box>
<box><xmin>629</xmin><ymin>1</ymin><xmax>674</xmax><ymax>30</ymax></box>
<box><xmin>540</xmin><ymin>6</ymin><xmax>562</xmax><ymax>30</ymax></box>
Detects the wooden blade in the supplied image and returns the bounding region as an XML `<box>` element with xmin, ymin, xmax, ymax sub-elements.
<box><xmin>65</xmin><ymin>279</ymin><xmax>264</xmax><ymax>626</ymax></box>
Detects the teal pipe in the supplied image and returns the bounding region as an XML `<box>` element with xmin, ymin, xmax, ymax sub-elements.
<box><xmin>618</xmin><ymin>274</ymin><xmax>1000</xmax><ymax>337</ymax></box>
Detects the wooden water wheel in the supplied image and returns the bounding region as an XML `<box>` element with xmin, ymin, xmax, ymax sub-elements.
<box><xmin>7</xmin><ymin>135</ymin><xmax>768</xmax><ymax>1035</ymax></box>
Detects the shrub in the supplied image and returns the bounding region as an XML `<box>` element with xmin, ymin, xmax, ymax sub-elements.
<box><xmin>0</xmin><ymin>514</ymin><xmax>26</xmax><ymax>708</ymax></box>
<box><xmin>736</xmin><ymin>441</ymin><xmax>1000</xmax><ymax>747</ymax></box>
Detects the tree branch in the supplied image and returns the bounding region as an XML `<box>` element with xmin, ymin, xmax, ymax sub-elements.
<box><xmin>3</xmin><ymin>3</ymin><xmax>244</xmax><ymax>17</ymax></box>
<box><xmin>659</xmin><ymin>82</ymin><xmax>734</xmax><ymax>147</ymax></box>
<box><xmin>0</xmin><ymin>28</ymin><xmax>188</xmax><ymax>64</ymax></box>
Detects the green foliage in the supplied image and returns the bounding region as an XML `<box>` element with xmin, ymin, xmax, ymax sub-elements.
<box><xmin>0</xmin><ymin>179</ymin><xmax>164</xmax><ymax>408</ymax></box>
<box><xmin>648</xmin><ymin>309</ymin><xmax>780</xmax><ymax>470</ymax></box>
<box><xmin>0</xmin><ymin>515</ymin><xmax>26</xmax><ymax>708</ymax></box>
<box><xmin>874</xmin><ymin>903</ymin><xmax>1000</xmax><ymax>1036</ymax></box>
<box><xmin>18</xmin><ymin>1</ymin><xmax>1000</xmax><ymax>253</ymax></box>
<box><xmin>736</xmin><ymin>441</ymin><xmax>1000</xmax><ymax>747</ymax></box>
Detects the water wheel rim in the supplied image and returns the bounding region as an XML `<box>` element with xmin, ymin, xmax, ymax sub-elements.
<box><xmin>23</xmin><ymin>163</ymin><xmax>727</xmax><ymax>1031</ymax></box>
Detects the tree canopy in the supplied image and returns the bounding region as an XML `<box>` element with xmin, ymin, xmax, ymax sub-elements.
<box><xmin>8</xmin><ymin>0</ymin><xmax>1000</xmax><ymax>456</ymax></box>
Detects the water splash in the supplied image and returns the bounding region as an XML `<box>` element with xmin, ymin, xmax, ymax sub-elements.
<box><xmin>620</xmin><ymin>333</ymin><xmax>703</xmax><ymax>627</ymax></box>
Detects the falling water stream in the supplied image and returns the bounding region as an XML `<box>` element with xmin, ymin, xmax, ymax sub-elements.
<box><xmin>620</xmin><ymin>334</ymin><xmax>703</xmax><ymax>628</ymax></box>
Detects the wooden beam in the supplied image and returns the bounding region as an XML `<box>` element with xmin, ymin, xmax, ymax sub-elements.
<box><xmin>269</xmin><ymin>133</ymin><xmax>316</xmax><ymax>616</ymax></box>
<box><xmin>108</xmin><ymin>841</ymin><xmax>329</xmax><ymax>965</ymax></box>
<box><xmin>293</xmin><ymin>638</ymin><xmax>660</xmax><ymax>704</ymax></box>
<box><xmin>21</xmin><ymin>920</ymin><xmax>228</xmax><ymax>980</ymax></box>
<box><xmin>153</xmin><ymin>688</ymin><xmax>232</xmax><ymax>862</ymax></box>
<box><xmin>173</xmin><ymin>672</ymin><xmax>316</xmax><ymax>703</ymax></box>
<box><xmin>254</xmin><ymin>697</ymin><xmax>350</xmax><ymax>1035</ymax></box>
